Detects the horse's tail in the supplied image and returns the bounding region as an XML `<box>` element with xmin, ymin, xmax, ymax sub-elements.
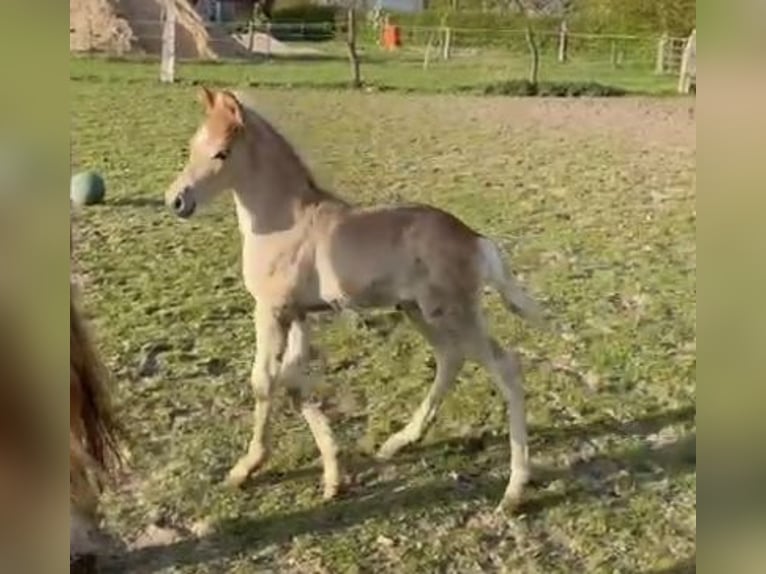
<box><xmin>478</xmin><ymin>236</ymin><xmax>546</xmax><ymax>329</ymax></box>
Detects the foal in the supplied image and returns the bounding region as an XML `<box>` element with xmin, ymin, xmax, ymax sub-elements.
<box><xmin>165</xmin><ymin>88</ymin><xmax>545</xmax><ymax>510</ymax></box>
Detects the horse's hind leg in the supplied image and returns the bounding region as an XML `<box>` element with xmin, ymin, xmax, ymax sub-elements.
<box><xmin>377</xmin><ymin>304</ymin><xmax>465</xmax><ymax>460</ymax></box>
<box><xmin>282</xmin><ymin>320</ymin><xmax>341</xmax><ymax>500</ymax></box>
<box><xmin>226</xmin><ymin>305</ymin><xmax>287</xmax><ymax>488</ymax></box>
<box><xmin>465</xmin><ymin>329</ymin><xmax>531</xmax><ymax>511</ymax></box>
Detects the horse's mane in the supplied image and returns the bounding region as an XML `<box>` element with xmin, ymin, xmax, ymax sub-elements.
<box><xmin>70</xmin><ymin>223</ymin><xmax>122</xmax><ymax>514</ymax></box>
<box><xmin>234</xmin><ymin>91</ymin><xmax>348</xmax><ymax>207</ymax></box>
<box><xmin>70</xmin><ymin>288</ymin><xmax>121</xmax><ymax>497</ymax></box>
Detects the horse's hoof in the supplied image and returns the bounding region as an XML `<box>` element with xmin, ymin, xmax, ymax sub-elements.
<box><xmin>495</xmin><ymin>478</ymin><xmax>527</xmax><ymax>514</ymax></box>
<box><xmin>494</xmin><ymin>495</ymin><xmax>522</xmax><ymax>515</ymax></box>
<box><xmin>376</xmin><ymin>436</ymin><xmax>406</xmax><ymax>461</ymax></box>
<box><xmin>224</xmin><ymin>467</ymin><xmax>249</xmax><ymax>489</ymax></box>
<box><xmin>322</xmin><ymin>483</ymin><xmax>340</xmax><ymax>501</ymax></box>
<box><xmin>375</xmin><ymin>448</ymin><xmax>393</xmax><ymax>462</ymax></box>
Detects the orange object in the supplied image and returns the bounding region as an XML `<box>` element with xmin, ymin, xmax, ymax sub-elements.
<box><xmin>382</xmin><ymin>24</ymin><xmax>401</xmax><ymax>50</ymax></box>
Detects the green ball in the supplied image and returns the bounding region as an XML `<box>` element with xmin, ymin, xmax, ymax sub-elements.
<box><xmin>71</xmin><ymin>171</ymin><xmax>106</xmax><ymax>206</ymax></box>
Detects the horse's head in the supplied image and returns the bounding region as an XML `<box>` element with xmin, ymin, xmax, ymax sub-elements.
<box><xmin>165</xmin><ymin>87</ymin><xmax>246</xmax><ymax>219</ymax></box>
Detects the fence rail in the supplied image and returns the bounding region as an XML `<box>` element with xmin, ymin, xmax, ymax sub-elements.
<box><xmin>70</xmin><ymin>16</ymin><xmax>695</xmax><ymax>91</ymax></box>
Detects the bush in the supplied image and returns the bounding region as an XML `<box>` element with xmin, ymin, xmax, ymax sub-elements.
<box><xmin>479</xmin><ymin>80</ymin><xmax>627</xmax><ymax>97</ymax></box>
<box><xmin>268</xmin><ymin>3</ymin><xmax>341</xmax><ymax>42</ymax></box>
<box><xmin>383</xmin><ymin>2</ymin><xmax>695</xmax><ymax>37</ymax></box>
<box><xmin>389</xmin><ymin>10</ymin><xmax>564</xmax><ymax>33</ymax></box>
<box><xmin>271</xmin><ymin>3</ymin><xmax>340</xmax><ymax>23</ymax></box>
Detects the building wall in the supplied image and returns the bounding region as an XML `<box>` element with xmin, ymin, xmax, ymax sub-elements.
<box><xmin>374</xmin><ymin>0</ymin><xmax>425</xmax><ymax>13</ymax></box>
<box><xmin>195</xmin><ymin>0</ymin><xmax>252</xmax><ymax>22</ymax></box>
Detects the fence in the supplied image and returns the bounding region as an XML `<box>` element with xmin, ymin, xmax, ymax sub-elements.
<box><xmin>70</xmin><ymin>11</ymin><xmax>694</xmax><ymax>93</ymax></box>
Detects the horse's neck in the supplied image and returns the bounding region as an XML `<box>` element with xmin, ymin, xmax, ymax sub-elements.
<box><xmin>232</xmin><ymin>122</ymin><xmax>309</xmax><ymax>235</ymax></box>
<box><xmin>233</xmin><ymin>114</ymin><xmax>347</xmax><ymax>238</ymax></box>
<box><xmin>233</xmin><ymin>184</ymin><xmax>300</xmax><ymax>238</ymax></box>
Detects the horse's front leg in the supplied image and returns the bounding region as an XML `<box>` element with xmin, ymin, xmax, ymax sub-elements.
<box><xmin>225</xmin><ymin>304</ymin><xmax>288</xmax><ymax>488</ymax></box>
<box><xmin>281</xmin><ymin>320</ymin><xmax>341</xmax><ymax>500</ymax></box>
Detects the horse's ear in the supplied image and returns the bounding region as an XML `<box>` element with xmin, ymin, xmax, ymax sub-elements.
<box><xmin>197</xmin><ymin>86</ymin><xmax>215</xmax><ymax>113</ymax></box>
<box><xmin>219</xmin><ymin>90</ymin><xmax>244</xmax><ymax>129</ymax></box>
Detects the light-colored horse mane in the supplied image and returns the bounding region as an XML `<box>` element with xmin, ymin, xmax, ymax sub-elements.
<box><xmin>233</xmin><ymin>91</ymin><xmax>346</xmax><ymax>207</ymax></box>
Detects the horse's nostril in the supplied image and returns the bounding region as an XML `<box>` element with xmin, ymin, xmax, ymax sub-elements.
<box><xmin>170</xmin><ymin>192</ymin><xmax>195</xmax><ymax>218</ymax></box>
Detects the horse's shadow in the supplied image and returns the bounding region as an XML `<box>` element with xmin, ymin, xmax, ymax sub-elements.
<box><xmin>101</xmin><ymin>405</ymin><xmax>695</xmax><ymax>573</ymax></box>
<box><xmin>107</xmin><ymin>196</ymin><xmax>165</xmax><ymax>208</ymax></box>
<box><xmin>640</xmin><ymin>554</ymin><xmax>696</xmax><ymax>574</ymax></box>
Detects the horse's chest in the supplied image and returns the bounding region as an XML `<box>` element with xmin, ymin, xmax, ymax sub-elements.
<box><xmin>241</xmin><ymin>238</ymin><xmax>316</xmax><ymax>303</ymax></box>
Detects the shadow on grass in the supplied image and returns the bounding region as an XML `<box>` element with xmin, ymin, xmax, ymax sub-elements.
<box><xmin>107</xmin><ymin>196</ymin><xmax>166</xmax><ymax>208</ymax></box>
<box><xmin>413</xmin><ymin>404</ymin><xmax>697</xmax><ymax>458</ymax></box>
<box><xmin>640</xmin><ymin>554</ymin><xmax>695</xmax><ymax>573</ymax></box>
<box><xmin>102</xmin><ymin>414</ymin><xmax>695</xmax><ymax>572</ymax></box>
<box><xmin>258</xmin><ymin>52</ymin><xmax>411</xmax><ymax>65</ymax></box>
<box><xmin>231</xmin><ymin>404</ymin><xmax>695</xmax><ymax>492</ymax></box>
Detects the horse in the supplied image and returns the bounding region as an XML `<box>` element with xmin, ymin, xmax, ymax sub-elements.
<box><xmin>0</xmin><ymin>273</ymin><xmax>119</xmax><ymax>569</ymax></box>
<box><xmin>0</xmin><ymin>304</ymin><xmax>63</xmax><ymax>570</ymax></box>
<box><xmin>70</xmin><ymin>269</ymin><xmax>122</xmax><ymax>568</ymax></box>
<box><xmin>164</xmin><ymin>87</ymin><xmax>546</xmax><ymax>511</ymax></box>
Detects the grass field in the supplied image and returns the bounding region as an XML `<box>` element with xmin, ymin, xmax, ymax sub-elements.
<box><xmin>71</xmin><ymin>59</ymin><xmax>696</xmax><ymax>572</ymax></box>
<box><xmin>71</xmin><ymin>39</ymin><xmax>679</xmax><ymax>96</ymax></box>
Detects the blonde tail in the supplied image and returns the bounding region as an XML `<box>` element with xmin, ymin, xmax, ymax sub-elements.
<box><xmin>478</xmin><ymin>237</ymin><xmax>545</xmax><ymax>328</ymax></box>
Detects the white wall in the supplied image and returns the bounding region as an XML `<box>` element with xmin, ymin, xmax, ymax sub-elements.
<box><xmin>375</xmin><ymin>0</ymin><xmax>425</xmax><ymax>13</ymax></box>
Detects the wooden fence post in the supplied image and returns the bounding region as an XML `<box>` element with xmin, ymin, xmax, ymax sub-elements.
<box><xmin>160</xmin><ymin>0</ymin><xmax>176</xmax><ymax>83</ymax></box>
<box><xmin>655</xmin><ymin>32</ymin><xmax>668</xmax><ymax>74</ymax></box>
<box><xmin>442</xmin><ymin>27</ymin><xmax>452</xmax><ymax>60</ymax></box>
<box><xmin>558</xmin><ymin>20</ymin><xmax>568</xmax><ymax>63</ymax></box>
<box><xmin>247</xmin><ymin>17</ymin><xmax>255</xmax><ymax>53</ymax></box>
<box><xmin>423</xmin><ymin>30</ymin><xmax>436</xmax><ymax>70</ymax></box>
<box><xmin>678</xmin><ymin>28</ymin><xmax>696</xmax><ymax>94</ymax></box>
<box><xmin>610</xmin><ymin>40</ymin><xmax>618</xmax><ymax>69</ymax></box>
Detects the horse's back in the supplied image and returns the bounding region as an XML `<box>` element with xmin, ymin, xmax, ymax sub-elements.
<box><xmin>315</xmin><ymin>202</ymin><xmax>484</xmax><ymax>308</ymax></box>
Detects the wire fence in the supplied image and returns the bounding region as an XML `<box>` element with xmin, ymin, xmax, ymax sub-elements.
<box><xmin>70</xmin><ymin>16</ymin><xmax>693</xmax><ymax>89</ymax></box>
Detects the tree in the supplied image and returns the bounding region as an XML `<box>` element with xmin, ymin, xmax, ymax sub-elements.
<box><xmin>512</xmin><ymin>0</ymin><xmax>540</xmax><ymax>87</ymax></box>
<box><xmin>251</xmin><ymin>0</ymin><xmax>276</xmax><ymax>21</ymax></box>
<box><xmin>345</xmin><ymin>4</ymin><xmax>362</xmax><ymax>88</ymax></box>
<box><xmin>572</xmin><ymin>0</ymin><xmax>695</xmax><ymax>35</ymax></box>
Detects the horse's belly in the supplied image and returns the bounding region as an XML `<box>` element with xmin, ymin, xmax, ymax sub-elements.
<box><xmin>317</xmin><ymin>259</ymin><xmax>412</xmax><ymax>310</ymax></box>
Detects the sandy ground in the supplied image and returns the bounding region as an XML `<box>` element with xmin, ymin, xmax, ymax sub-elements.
<box><xmin>230</xmin><ymin>32</ymin><xmax>323</xmax><ymax>56</ymax></box>
<box><xmin>70</xmin><ymin>0</ymin><xmax>248</xmax><ymax>59</ymax></box>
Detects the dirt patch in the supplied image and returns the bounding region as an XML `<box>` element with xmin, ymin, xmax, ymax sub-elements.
<box><xmin>231</xmin><ymin>32</ymin><xmax>323</xmax><ymax>56</ymax></box>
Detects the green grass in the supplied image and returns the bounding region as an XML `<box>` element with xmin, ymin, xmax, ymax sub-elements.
<box><xmin>71</xmin><ymin>41</ymin><xmax>678</xmax><ymax>95</ymax></box>
<box><xmin>71</xmin><ymin>60</ymin><xmax>695</xmax><ymax>572</ymax></box>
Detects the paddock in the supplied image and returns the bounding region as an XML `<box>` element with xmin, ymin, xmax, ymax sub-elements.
<box><xmin>72</xmin><ymin>68</ymin><xmax>696</xmax><ymax>572</ymax></box>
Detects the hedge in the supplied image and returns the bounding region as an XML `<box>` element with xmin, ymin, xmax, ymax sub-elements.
<box><xmin>268</xmin><ymin>4</ymin><xmax>341</xmax><ymax>41</ymax></box>
<box><xmin>271</xmin><ymin>4</ymin><xmax>341</xmax><ymax>23</ymax></box>
<box><xmin>388</xmin><ymin>11</ymin><xmax>565</xmax><ymax>33</ymax></box>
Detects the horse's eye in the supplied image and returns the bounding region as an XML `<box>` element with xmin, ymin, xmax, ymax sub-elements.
<box><xmin>213</xmin><ymin>149</ymin><xmax>229</xmax><ymax>161</ymax></box>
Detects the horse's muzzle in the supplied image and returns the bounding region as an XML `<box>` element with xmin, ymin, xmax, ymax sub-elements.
<box><xmin>169</xmin><ymin>189</ymin><xmax>196</xmax><ymax>219</ymax></box>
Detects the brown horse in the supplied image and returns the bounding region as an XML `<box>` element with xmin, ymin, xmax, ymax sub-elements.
<box><xmin>70</xmin><ymin>262</ymin><xmax>122</xmax><ymax>566</ymax></box>
<box><xmin>0</xmin><ymin>276</ymin><xmax>119</xmax><ymax>569</ymax></box>
<box><xmin>165</xmin><ymin>87</ymin><xmax>546</xmax><ymax>511</ymax></box>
